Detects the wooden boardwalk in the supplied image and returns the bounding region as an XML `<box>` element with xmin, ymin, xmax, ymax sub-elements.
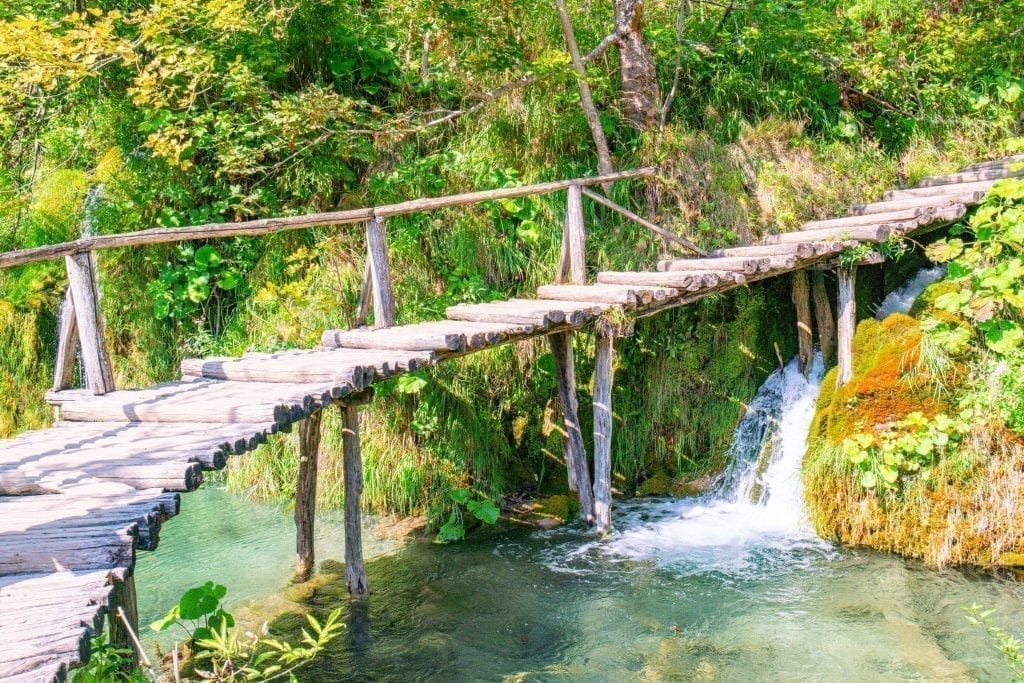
<box><xmin>0</xmin><ymin>156</ymin><xmax>1020</xmax><ymax>681</ymax></box>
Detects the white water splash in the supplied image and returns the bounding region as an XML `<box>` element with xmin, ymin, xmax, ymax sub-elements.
<box><xmin>535</xmin><ymin>356</ymin><xmax>830</xmax><ymax>576</ymax></box>
<box><xmin>874</xmin><ymin>265</ymin><xmax>946</xmax><ymax>320</ymax></box>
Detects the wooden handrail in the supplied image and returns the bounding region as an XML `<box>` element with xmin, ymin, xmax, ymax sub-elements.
<box><xmin>0</xmin><ymin>167</ymin><xmax>658</xmax><ymax>269</ymax></box>
<box><xmin>579</xmin><ymin>187</ymin><xmax>707</xmax><ymax>256</ymax></box>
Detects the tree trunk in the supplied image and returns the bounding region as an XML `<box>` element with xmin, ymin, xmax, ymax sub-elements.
<box><xmin>554</xmin><ymin>0</ymin><xmax>614</xmax><ymax>178</ymax></box>
<box><xmin>792</xmin><ymin>271</ymin><xmax>813</xmax><ymax>374</ymax></box>
<box><xmin>549</xmin><ymin>331</ymin><xmax>595</xmax><ymax>522</ymax></box>
<box><xmin>295</xmin><ymin>411</ymin><xmax>323</xmax><ymax>581</ymax></box>
<box><xmin>811</xmin><ymin>271</ymin><xmax>836</xmax><ymax>367</ymax></box>
<box><xmin>342</xmin><ymin>403</ymin><xmax>369</xmax><ymax>594</ymax></box>
<box><xmin>592</xmin><ymin>319</ymin><xmax>615</xmax><ymax>534</ymax></box>
<box><xmin>614</xmin><ymin>0</ymin><xmax>661</xmax><ymax>130</ymax></box>
<box><xmin>836</xmin><ymin>266</ymin><xmax>856</xmax><ymax>387</ymax></box>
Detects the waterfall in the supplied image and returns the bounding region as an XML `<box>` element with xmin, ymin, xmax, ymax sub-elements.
<box><xmin>874</xmin><ymin>265</ymin><xmax>946</xmax><ymax>320</ymax></box>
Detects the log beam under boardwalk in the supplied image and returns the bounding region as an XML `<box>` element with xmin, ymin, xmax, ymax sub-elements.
<box><xmin>549</xmin><ymin>331</ymin><xmax>594</xmax><ymax>522</ymax></box>
<box><xmin>837</xmin><ymin>266</ymin><xmax>857</xmax><ymax>386</ymax></box>
<box><xmin>108</xmin><ymin>575</ymin><xmax>139</xmax><ymax>667</ymax></box>
<box><xmin>341</xmin><ymin>399</ymin><xmax>370</xmax><ymax>594</ymax></box>
<box><xmin>812</xmin><ymin>271</ymin><xmax>836</xmax><ymax>366</ymax></box>
<box><xmin>592</xmin><ymin>318</ymin><xmax>615</xmax><ymax>535</ymax></box>
<box><xmin>792</xmin><ymin>271</ymin><xmax>813</xmax><ymax>374</ymax></box>
<box><xmin>295</xmin><ymin>410</ymin><xmax>323</xmax><ymax>581</ymax></box>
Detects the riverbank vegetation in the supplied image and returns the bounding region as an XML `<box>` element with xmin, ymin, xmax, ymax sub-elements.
<box><xmin>805</xmin><ymin>178</ymin><xmax>1024</xmax><ymax>566</ymax></box>
<box><xmin>1</xmin><ymin>0</ymin><xmax>1022</xmax><ymax>531</ymax></box>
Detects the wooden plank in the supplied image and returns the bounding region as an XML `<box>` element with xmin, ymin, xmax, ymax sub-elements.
<box><xmin>592</xmin><ymin>319</ymin><xmax>615</xmax><ymax>534</ymax></box>
<box><xmin>596</xmin><ymin>270</ymin><xmax>744</xmax><ymax>290</ymax></box>
<box><xmin>65</xmin><ymin>251</ymin><xmax>114</xmax><ymax>395</ymax></box>
<box><xmin>182</xmin><ymin>348</ymin><xmax>432</xmax><ymax>384</ymax></box>
<box><xmin>50</xmin><ymin>377</ymin><xmax>338</xmax><ymax>426</ymax></box>
<box><xmin>847</xmin><ymin>192</ymin><xmax>987</xmax><ymax>216</ymax></box>
<box><xmin>341</xmin><ymin>404</ymin><xmax>368</xmax><ymax>594</ymax></box>
<box><xmin>912</xmin><ymin>165</ymin><xmax>1023</xmax><ymax>188</ymax></box>
<box><xmin>537</xmin><ymin>284</ymin><xmax>679</xmax><ymax>306</ymax></box>
<box><xmin>802</xmin><ymin>206</ymin><xmax>931</xmax><ymax>231</ymax></box>
<box><xmin>366</xmin><ymin>217</ymin><xmax>396</xmax><ymax>328</ymax></box>
<box><xmin>882</xmin><ymin>178</ymin><xmax>996</xmax><ymax>201</ymax></box>
<box><xmin>0</xmin><ymin>168</ymin><xmax>658</xmax><ymax>270</ymax></box>
<box><xmin>52</xmin><ymin>287</ymin><xmax>79</xmax><ymax>392</ymax></box>
<box><xmin>762</xmin><ymin>224</ymin><xmax>893</xmax><ymax>245</ymax></box>
<box><xmin>837</xmin><ymin>265</ymin><xmax>856</xmax><ymax>386</ymax></box>
<box><xmin>445</xmin><ymin>301</ymin><xmax>567</xmax><ymax>328</ymax></box>
<box><xmin>711</xmin><ymin>243</ymin><xmax>816</xmax><ymax>259</ymax></box>
<box><xmin>549</xmin><ymin>331</ymin><xmax>594</xmax><ymax>522</ymax></box>
<box><xmin>961</xmin><ymin>154</ymin><xmax>1024</xmax><ymax>172</ymax></box>
<box><xmin>657</xmin><ymin>256</ymin><xmax>768</xmax><ymax>274</ymax></box>
<box><xmin>322</xmin><ymin>320</ymin><xmax>533</xmax><ymax>352</ymax></box>
<box><xmin>295</xmin><ymin>411</ymin><xmax>322</xmax><ymax>581</ymax></box>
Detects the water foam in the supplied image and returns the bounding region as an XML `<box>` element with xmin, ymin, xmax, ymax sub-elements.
<box><xmin>874</xmin><ymin>264</ymin><xmax>946</xmax><ymax>320</ymax></box>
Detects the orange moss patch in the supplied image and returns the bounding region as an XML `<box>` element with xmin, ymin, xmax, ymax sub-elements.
<box><xmin>811</xmin><ymin>314</ymin><xmax>949</xmax><ymax>445</ymax></box>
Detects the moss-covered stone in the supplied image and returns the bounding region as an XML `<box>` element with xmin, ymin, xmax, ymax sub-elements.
<box><xmin>636</xmin><ymin>471</ymin><xmax>672</xmax><ymax>497</ymax></box>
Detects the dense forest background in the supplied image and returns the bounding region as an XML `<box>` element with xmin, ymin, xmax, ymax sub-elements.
<box><xmin>1</xmin><ymin>0</ymin><xmax>1021</xmax><ymax>526</ymax></box>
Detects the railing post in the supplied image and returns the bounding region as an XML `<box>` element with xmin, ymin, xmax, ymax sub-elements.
<box><xmin>792</xmin><ymin>271</ymin><xmax>813</xmax><ymax>374</ymax></box>
<box><xmin>564</xmin><ymin>184</ymin><xmax>586</xmax><ymax>285</ymax></box>
<box><xmin>64</xmin><ymin>250</ymin><xmax>114</xmax><ymax>395</ymax></box>
<box><xmin>295</xmin><ymin>410</ymin><xmax>323</xmax><ymax>581</ymax></box>
<box><xmin>52</xmin><ymin>287</ymin><xmax>79</xmax><ymax>391</ymax></box>
<box><xmin>592</xmin><ymin>317</ymin><xmax>616</xmax><ymax>534</ymax></box>
<box><xmin>365</xmin><ymin>215</ymin><xmax>396</xmax><ymax>328</ymax></box>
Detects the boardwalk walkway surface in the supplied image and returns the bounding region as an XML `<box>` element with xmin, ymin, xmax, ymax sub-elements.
<box><xmin>1</xmin><ymin>155</ymin><xmax>1021</xmax><ymax>681</ymax></box>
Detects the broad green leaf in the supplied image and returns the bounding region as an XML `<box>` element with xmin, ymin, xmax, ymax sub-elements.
<box><xmin>194</xmin><ymin>245</ymin><xmax>222</xmax><ymax>268</ymax></box>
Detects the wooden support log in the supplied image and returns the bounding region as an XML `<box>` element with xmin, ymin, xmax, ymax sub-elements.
<box><xmin>836</xmin><ymin>266</ymin><xmax>856</xmax><ymax>386</ymax></box>
<box><xmin>295</xmin><ymin>410</ymin><xmax>322</xmax><ymax>581</ymax></box>
<box><xmin>53</xmin><ymin>287</ymin><xmax>79</xmax><ymax>392</ymax></box>
<box><xmin>108</xmin><ymin>575</ymin><xmax>138</xmax><ymax>668</ymax></box>
<box><xmin>763</xmin><ymin>225</ymin><xmax>893</xmax><ymax>245</ymax></box>
<box><xmin>657</xmin><ymin>256</ymin><xmax>768</xmax><ymax>274</ymax></box>
<box><xmin>565</xmin><ymin>184</ymin><xmax>586</xmax><ymax>285</ymax></box>
<box><xmin>365</xmin><ymin>217</ymin><xmax>396</xmax><ymax>328</ymax></box>
<box><xmin>549</xmin><ymin>331</ymin><xmax>594</xmax><ymax>522</ymax></box>
<box><xmin>812</xmin><ymin>271</ymin><xmax>836</xmax><ymax>366</ymax></box>
<box><xmin>445</xmin><ymin>301</ymin><xmax>568</xmax><ymax>328</ymax></box>
<box><xmin>766</xmin><ymin>254</ymin><xmax>798</xmax><ymax>270</ymax></box>
<box><xmin>792</xmin><ymin>271</ymin><xmax>813</xmax><ymax>374</ymax></box>
<box><xmin>341</xmin><ymin>402</ymin><xmax>369</xmax><ymax>594</ymax></box>
<box><xmin>579</xmin><ymin>187</ymin><xmax>706</xmax><ymax>256</ymax></box>
<box><xmin>65</xmin><ymin>252</ymin><xmax>114</xmax><ymax>395</ymax></box>
<box><xmin>592</xmin><ymin>318</ymin><xmax>615</xmax><ymax>535</ymax></box>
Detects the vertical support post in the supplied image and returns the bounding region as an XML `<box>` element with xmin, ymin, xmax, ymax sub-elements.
<box><xmin>52</xmin><ymin>287</ymin><xmax>79</xmax><ymax>391</ymax></box>
<box><xmin>548</xmin><ymin>331</ymin><xmax>595</xmax><ymax>523</ymax></box>
<box><xmin>792</xmin><ymin>271</ymin><xmax>813</xmax><ymax>374</ymax></box>
<box><xmin>592</xmin><ymin>319</ymin><xmax>616</xmax><ymax>534</ymax></box>
<box><xmin>811</xmin><ymin>271</ymin><xmax>836</xmax><ymax>367</ymax></box>
<box><xmin>341</xmin><ymin>402</ymin><xmax>369</xmax><ymax>594</ymax></box>
<box><xmin>836</xmin><ymin>266</ymin><xmax>857</xmax><ymax>386</ymax></box>
<box><xmin>294</xmin><ymin>410</ymin><xmax>323</xmax><ymax>581</ymax></box>
<box><xmin>109</xmin><ymin>574</ymin><xmax>139</xmax><ymax>667</ymax></box>
<box><xmin>565</xmin><ymin>184</ymin><xmax>586</xmax><ymax>285</ymax></box>
<box><xmin>365</xmin><ymin>216</ymin><xmax>396</xmax><ymax>329</ymax></box>
<box><xmin>65</xmin><ymin>251</ymin><xmax>114</xmax><ymax>395</ymax></box>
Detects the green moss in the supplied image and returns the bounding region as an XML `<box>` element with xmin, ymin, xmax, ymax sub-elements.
<box><xmin>636</xmin><ymin>472</ymin><xmax>672</xmax><ymax>497</ymax></box>
<box><xmin>537</xmin><ymin>494</ymin><xmax>577</xmax><ymax>522</ymax></box>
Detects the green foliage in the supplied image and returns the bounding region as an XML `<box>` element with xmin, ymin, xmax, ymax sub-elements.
<box><xmin>965</xmin><ymin>605</ymin><xmax>1024</xmax><ymax>681</ymax></box>
<box><xmin>924</xmin><ymin>178</ymin><xmax>1024</xmax><ymax>355</ymax></box>
<box><xmin>842</xmin><ymin>411</ymin><xmax>969</xmax><ymax>492</ymax></box>
<box><xmin>151</xmin><ymin>581</ymin><xmax>342</xmax><ymax>681</ymax></box>
<box><xmin>436</xmin><ymin>487</ymin><xmax>501</xmax><ymax>543</ymax></box>
<box><xmin>70</xmin><ymin>635</ymin><xmax>147</xmax><ymax>683</ymax></box>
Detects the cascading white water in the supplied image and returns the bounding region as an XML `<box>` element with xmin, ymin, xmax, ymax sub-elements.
<box><xmin>874</xmin><ymin>264</ymin><xmax>946</xmax><ymax>320</ymax></box>
<box><xmin>582</xmin><ymin>356</ymin><xmax>826</xmax><ymax>572</ymax></box>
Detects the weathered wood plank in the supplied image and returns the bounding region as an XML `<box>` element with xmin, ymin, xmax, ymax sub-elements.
<box><xmin>883</xmin><ymin>178</ymin><xmax>997</xmax><ymax>201</ymax></box>
<box><xmin>912</xmin><ymin>166</ymin><xmax>1023</xmax><ymax>189</ymax></box>
<box><xmin>763</xmin><ymin>224</ymin><xmax>893</xmax><ymax>245</ymax></box>
<box><xmin>596</xmin><ymin>270</ymin><xmax>745</xmax><ymax>290</ymax></box>
<box><xmin>657</xmin><ymin>256</ymin><xmax>768</xmax><ymax>274</ymax></box>
<box><xmin>961</xmin><ymin>154</ymin><xmax>1024</xmax><ymax>172</ymax></box>
<box><xmin>711</xmin><ymin>243</ymin><xmax>816</xmax><ymax>259</ymax></box>
<box><xmin>537</xmin><ymin>283</ymin><xmax>678</xmax><ymax>306</ymax></box>
<box><xmin>565</xmin><ymin>184</ymin><xmax>586</xmax><ymax>285</ymax></box>
<box><xmin>792</xmin><ymin>271</ymin><xmax>813</xmax><ymax>374</ymax></box>
<box><xmin>847</xmin><ymin>192</ymin><xmax>987</xmax><ymax>216</ymax></box>
<box><xmin>812</xmin><ymin>271</ymin><xmax>836</xmax><ymax>366</ymax></box>
<box><xmin>802</xmin><ymin>206</ymin><xmax>932</xmax><ymax>231</ymax></box>
<box><xmin>295</xmin><ymin>411</ymin><xmax>322</xmax><ymax>581</ymax></box>
<box><xmin>592</xmin><ymin>318</ymin><xmax>615</xmax><ymax>534</ymax></box>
